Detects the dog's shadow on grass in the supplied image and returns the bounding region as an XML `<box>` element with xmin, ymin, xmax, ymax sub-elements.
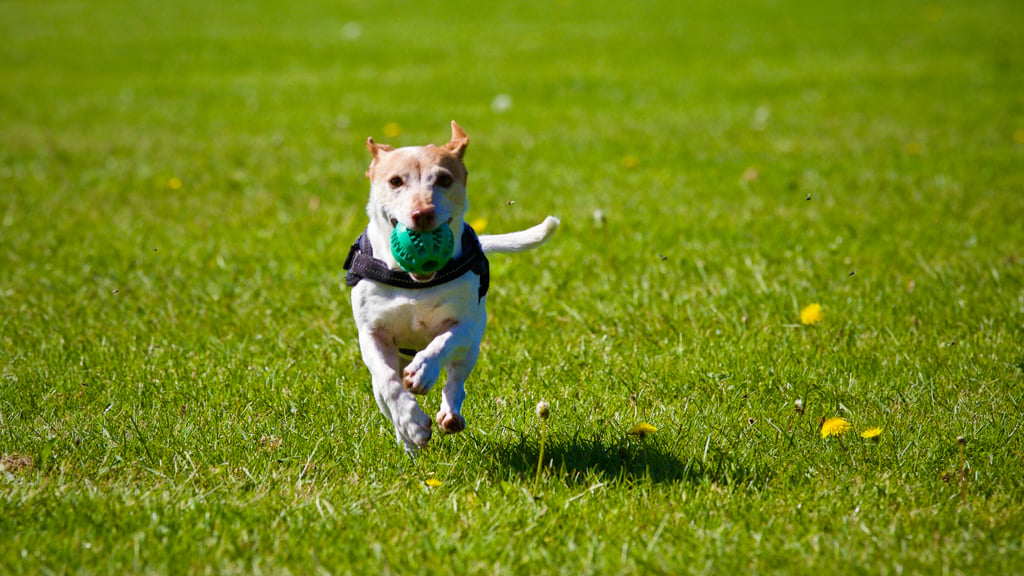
<box><xmin>470</xmin><ymin>429</ymin><xmax>765</xmax><ymax>487</ymax></box>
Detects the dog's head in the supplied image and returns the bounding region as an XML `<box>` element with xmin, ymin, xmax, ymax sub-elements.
<box><xmin>365</xmin><ymin>121</ymin><xmax>469</xmax><ymax>235</ymax></box>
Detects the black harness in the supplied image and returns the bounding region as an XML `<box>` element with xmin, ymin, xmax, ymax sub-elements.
<box><xmin>343</xmin><ymin>225</ymin><xmax>489</xmax><ymax>301</ymax></box>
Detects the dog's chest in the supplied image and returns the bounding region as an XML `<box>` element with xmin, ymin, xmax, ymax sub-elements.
<box><xmin>352</xmin><ymin>274</ymin><xmax>483</xmax><ymax>348</ymax></box>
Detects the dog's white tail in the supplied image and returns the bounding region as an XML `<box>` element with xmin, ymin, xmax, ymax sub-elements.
<box><xmin>478</xmin><ymin>216</ymin><xmax>560</xmax><ymax>254</ymax></box>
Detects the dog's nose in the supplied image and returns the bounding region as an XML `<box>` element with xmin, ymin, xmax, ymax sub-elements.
<box><xmin>411</xmin><ymin>207</ymin><xmax>436</xmax><ymax>230</ymax></box>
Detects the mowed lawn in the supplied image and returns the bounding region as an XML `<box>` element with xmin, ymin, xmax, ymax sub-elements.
<box><xmin>2</xmin><ymin>0</ymin><xmax>1023</xmax><ymax>573</ymax></box>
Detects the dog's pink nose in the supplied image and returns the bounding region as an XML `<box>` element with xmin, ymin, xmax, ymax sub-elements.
<box><xmin>411</xmin><ymin>207</ymin><xmax>436</xmax><ymax>230</ymax></box>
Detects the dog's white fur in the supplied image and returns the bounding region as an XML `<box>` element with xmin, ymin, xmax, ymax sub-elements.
<box><xmin>350</xmin><ymin>121</ymin><xmax>558</xmax><ymax>452</ymax></box>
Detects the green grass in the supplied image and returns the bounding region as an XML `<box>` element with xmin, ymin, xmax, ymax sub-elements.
<box><xmin>2</xmin><ymin>0</ymin><xmax>1024</xmax><ymax>573</ymax></box>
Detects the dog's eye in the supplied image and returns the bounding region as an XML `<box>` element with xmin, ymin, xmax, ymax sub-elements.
<box><xmin>388</xmin><ymin>176</ymin><xmax>404</xmax><ymax>188</ymax></box>
<box><xmin>435</xmin><ymin>173</ymin><xmax>453</xmax><ymax>188</ymax></box>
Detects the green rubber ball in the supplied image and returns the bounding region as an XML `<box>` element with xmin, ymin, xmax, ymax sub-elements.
<box><xmin>390</xmin><ymin>222</ymin><xmax>455</xmax><ymax>275</ymax></box>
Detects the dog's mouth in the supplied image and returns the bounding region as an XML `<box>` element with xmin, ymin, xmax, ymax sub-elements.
<box><xmin>383</xmin><ymin>212</ymin><xmax>455</xmax><ymax>283</ymax></box>
<box><xmin>387</xmin><ymin>215</ymin><xmax>454</xmax><ymax>231</ymax></box>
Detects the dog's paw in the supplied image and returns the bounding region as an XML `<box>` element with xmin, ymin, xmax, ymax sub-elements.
<box><xmin>436</xmin><ymin>410</ymin><xmax>466</xmax><ymax>434</ymax></box>
<box><xmin>403</xmin><ymin>357</ymin><xmax>441</xmax><ymax>395</ymax></box>
<box><xmin>397</xmin><ymin>408</ymin><xmax>433</xmax><ymax>450</ymax></box>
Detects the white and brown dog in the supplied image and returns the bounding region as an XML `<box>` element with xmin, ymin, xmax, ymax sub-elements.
<box><xmin>344</xmin><ymin>121</ymin><xmax>558</xmax><ymax>453</ymax></box>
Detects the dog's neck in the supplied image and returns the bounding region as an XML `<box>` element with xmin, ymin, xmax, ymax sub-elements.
<box><xmin>365</xmin><ymin>212</ymin><xmax>466</xmax><ymax>273</ymax></box>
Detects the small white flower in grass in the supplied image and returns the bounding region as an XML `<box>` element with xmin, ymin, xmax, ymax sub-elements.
<box><xmin>491</xmin><ymin>94</ymin><xmax>513</xmax><ymax>113</ymax></box>
<box><xmin>751</xmin><ymin>105</ymin><xmax>771</xmax><ymax>131</ymax></box>
<box><xmin>536</xmin><ymin>401</ymin><xmax>550</xmax><ymax>420</ymax></box>
<box><xmin>341</xmin><ymin>22</ymin><xmax>362</xmax><ymax>41</ymax></box>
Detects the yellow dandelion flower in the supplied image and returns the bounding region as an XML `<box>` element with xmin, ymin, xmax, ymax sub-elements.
<box><xmin>800</xmin><ymin>303</ymin><xmax>823</xmax><ymax>325</ymax></box>
<box><xmin>167</xmin><ymin>177</ymin><xmax>183</xmax><ymax>190</ymax></box>
<box><xmin>905</xmin><ymin>142</ymin><xmax>922</xmax><ymax>155</ymax></box>
<box><xmin>820</xmin><ymin>417</ymin><xmax>852</xmax><ymax>438</ymax></box>
<box><xmin>383</xmin><ymin>122</ymin><xmax>402</xmax><ymax>139</ymax></box>
<box><xmin>860</xmin><ymin>427</ymin><xmax>883</xmax><ymax>440</ymax></box>
<box><xmin>628</xmin><ymin>422</ymin><xmax>658</xmax><ymax>436</ymax></box>
<box><xmin>424</xmin><ymin>478</ymin><xmax>442</xmax><ymax>487</ymax></box>
<box><xmin>620</xmin><ymin>155</ymin><xmax>639</xmax><ymax>169</ymax></box>
<box><xmin>468</xmin><ymin>216</ymin><xmax>488</xmax><ymax>233</ymax></box>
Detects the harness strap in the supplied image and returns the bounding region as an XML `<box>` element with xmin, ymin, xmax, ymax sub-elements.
<box><xmin>344</xmin><ymin>225</ymin><xmax>489</xmax><ymax>300</ymax></box>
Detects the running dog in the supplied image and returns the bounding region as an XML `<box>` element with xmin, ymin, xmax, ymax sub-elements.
<box><xmin>344</xmin><ymin>121</ymin><xmax>559</xmax><ymax>452</ymax></box>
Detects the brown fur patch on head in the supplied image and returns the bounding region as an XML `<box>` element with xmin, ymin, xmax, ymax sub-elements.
<box><xmin>368</xmin><ymin>146</ymin><xmax>468</xmax><ymax>186</ymax></box>
<box><xmin>423</xmin><ymin>146</ymin><xmax>469</xmax><ymax>185</ymax></box>
<box><xmin>364</xmin><ymin>123</ymin><xmax>469</xmax><ymax>184</ymax></box>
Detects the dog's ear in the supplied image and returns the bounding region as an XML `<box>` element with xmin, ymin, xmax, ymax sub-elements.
<box><xmin>365</xmin><ymin>137</ymin><xmax>394</xmax><ymax>179</ymax></box>
<box><xmin>442</xmin><ymin>121</ymin><xmax>469</xmax><ymax>160</ymax></box>
<box><xmin>366</xmin><ymin>137</ymin><xmax>394</xmax><ymax>158</ymax></box>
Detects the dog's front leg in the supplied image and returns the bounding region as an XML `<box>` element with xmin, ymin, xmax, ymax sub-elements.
<box><xmin>402</xmin><ymin>321</ymin><xmax>479</xmax><ymax>395</ymax></box>
<box><xmin>358</xmin><ymin>330</ymin><xmax>432</xmax><ymax>452</ymax></box>
<box><xmin>435</xmin><ymin>344</ymin><xmax>479</xmax><ymax>434</ymax></box>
